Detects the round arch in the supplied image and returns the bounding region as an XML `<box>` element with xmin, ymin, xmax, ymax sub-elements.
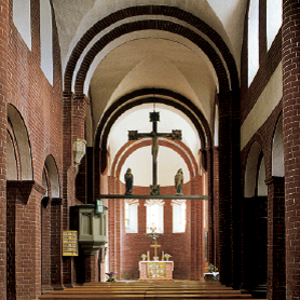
<box><xmin>95</xmin><ymin>90</ymin><xmax>212</xmax><ymax>174</ymax></box>
<box><xmin>64</xmin><ymin>5</ymin><xmax>238</xmax><ymax>95</ymax></box>
<box><xmin>7</xmin><ymin>104</ymin><xmax>33</xmax><ymax>180</ymax></box>
<box><xmin>271</xmin><ymin>114</ymin><xmax>284</xmax><ymax>177</ymax></box>
<box><xmin>112</xmin><ymin>139</ymin><xmax>199</xmax><ymax>182</ymax></box>
<box><xmin>244</xmin><ymin>140</ymin><xmax>264</xmax><ymax>198</ymax></box>
<box><xmin>43</xmin><ymin>155</ymin><xmax>60</xmax><ymax>198</ymax></box>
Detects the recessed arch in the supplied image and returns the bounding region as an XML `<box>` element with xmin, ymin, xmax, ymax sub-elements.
<box><xmin>43</xmin><ymin>155</ymin><xmax>60</xmax><ymax>198</ymax></box>
<box><xmin>272</xmin><ymin>114</ymin><xmax>284</xmax><ymax>177</ymax></box>
<box><xmin>244</xmin><ymin>141</ymin><xmax>262</xmax><ymax>198</ymax></box>
<box><xmin>95</xmin><ymin>90</ymin><xmax>212</xmax><ymax>174</ymax></box>
<box><xmin>64</xmin><ymin>5</ymin><xmax>239</xmax><ymax>95</ymax></box>
<box><xmin>73</xmin><ymin>19</ymin><xmax>229</xmax><ymax>95</ymax></box>
<box><xmin>112</xmin><ymin>139</ymin><xmax>198</xmax><ymax>184</ymax></box>
<box><xmin>7</xmin><ymin>130</ymin><xmax>18</xmax><ymax>180</ymax></box>
<box><xmin>7</xmin><ymin>104</ymin><xmax>33</xmax><ymax>180</ymax></box>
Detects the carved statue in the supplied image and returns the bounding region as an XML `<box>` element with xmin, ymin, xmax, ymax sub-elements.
<box><xmin>175</xmin><ymin>168</ymin><xmax>184</xmax><ymax>195</ymax></box>
<box><xmin>124</xmin><ymin>168</ymin><xmax>134</xmax><ymax>195</ymax></box>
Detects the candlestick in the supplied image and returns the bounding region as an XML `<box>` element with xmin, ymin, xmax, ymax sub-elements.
<box><xmin>162</xmin><ymin>251</ymin><xmax>164</xmax><ymax>261</ymax></box>
<box><xmin>147</xmin><ymin>251</ymin><xmax>150</xmax><ymax>261</ymax></box>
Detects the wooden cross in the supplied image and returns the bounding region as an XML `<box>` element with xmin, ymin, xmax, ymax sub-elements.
<box><xmin>150</xmin><ymin>241</ymin><xmax>161</xmax><ymax>258</ymax></box>
<box><xmin>128</xmin><ymin>111</ymin><xmax>182</xmax><ymax>195</ymax></box>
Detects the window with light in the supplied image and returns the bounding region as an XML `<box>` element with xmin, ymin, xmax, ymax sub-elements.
<box><xmin>248</xmin><ymin>0</ymin><xmax>259</xmax><ymax>86</ymax></box>
<box><xmin>145</xmin><ymin>200</ymin><xmax>164</xmax><ymax>233</ymax></box>
<box><xmin>124</xmin><ymin>199</ymin><xmax>139</xmax><ymax>233</ymax></box>
<box><xmin>172</xmin><ymin>199</ymin><xmax>187</xmax><ymax>233</ymax></box>
<box><xmin>266</xmin><ymin>0</ymin><xmax>282</xmax><ymax>50</ymax></box>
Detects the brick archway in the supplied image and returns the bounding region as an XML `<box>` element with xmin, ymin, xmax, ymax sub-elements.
<box><xmin>64</xmin><ymin>5</ymin><xmax>238</xmax><ymax>95</ymax></box>
<box><xmin>111</xmin><ymin>138</ymin><xmax>199</xmax><ymax>181</ymax></box>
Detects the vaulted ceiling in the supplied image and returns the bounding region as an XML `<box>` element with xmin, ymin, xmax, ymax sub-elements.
<box><xmin>52</xmin><ymin>0</ymin><xmax>246</xmax><ymax>186</ymax></box>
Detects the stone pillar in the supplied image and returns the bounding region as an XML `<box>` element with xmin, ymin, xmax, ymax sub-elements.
<box><xmin>0</xmin><ymin>1</ymin><xmax>8</xmax><ymax>299</ymax></box>
<box><xmin>266</xmin><ymin>177</ymin><xmax>285</xmax><ymax>300</ymax></box>
<box><xmin>282</xmin><ymin>1</ymin><xmax>300</xmax><ymax>298</ymax></box>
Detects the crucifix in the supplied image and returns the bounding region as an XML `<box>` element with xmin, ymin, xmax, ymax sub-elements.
<box><xmin>150</xmin><ymin>241</ymin><xmax>161</xmax><ymax>259</ymax></box>
<box><xmin>128</xmin><ymin>110</ymin><xmax>182</xmax><ymax>195</ymax></box>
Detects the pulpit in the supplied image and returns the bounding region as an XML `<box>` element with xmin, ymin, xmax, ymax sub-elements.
<box><xmin>138</xmin><ymin>261</ymin><xmax>174</xmax><ymax>281</ymax></box>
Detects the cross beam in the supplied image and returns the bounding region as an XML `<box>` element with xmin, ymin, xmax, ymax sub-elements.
<box><xmin>128</xmin><ymin>111</ymin><xmax>182</xmax><ymax>195</ymax></box>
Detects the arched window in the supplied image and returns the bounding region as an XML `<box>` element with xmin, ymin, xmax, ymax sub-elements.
<box><xmin>40</xmin><ymin>0</ymin><xmax>53</xmax><ymax>85</ymax></box>
<box><xmin>13</xmin><ymin>0</ymin><xmax>31</xmax><ymax>50</ymax></box>
<box><xmin>248</xmin><ymin>0</ymin><xmax>259</xmax><ymax>86</ymax></box>
<box><xmin>171</xmin><ymin>200</ymin><xmax>186</xmax><ymax>233</ymax></box>
<box><xmin>257</xmin><ymin>155</ymin><xmax>267</xmax><ymax>196</ymax></box>
<box><xmin>272</xmin><ymin>115</ymin><xmax>284</xmax><ymax>177</ymax></box>
<box><xmin>124</xmin><ymin>199</ymin><xmax>139</xmax><ymax>233</ymax></box>
<box><xmin>145</xmin><ymin>200</ymin><xmax>164</xmax><ymax>233</ymax></box>
<box><xmin>266</xmin><ymin>0</ymin><xmax>282</xmax><ymax>50</ymax></box>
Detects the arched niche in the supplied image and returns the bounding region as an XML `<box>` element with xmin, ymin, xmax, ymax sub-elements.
<box><xmin>7</xmin><ymin>104</ymin><xmax>33</xmax><ymax>180</ymax></box>
<box><xmin>244</xmin><ymin>141</ymin><xmax>262</xmax><ymax>198</ymax></box>
<box><xmin>43</xmin><ymin>155</ymin><xmax>60</xmax><ymax>198</ymax></box>
<box><xmin>257</xmin><ymin>156</ymin><xmax>267</xmax><ymax>196</ymax></box>
<box><xmin>272</xmin><ymin>115</ymin><xmax>284</xmax><ymax>177</ymax></box>
<box><xmin>7</xmin><ymin>131</ymin><xmax>18</xmax><ymax>180</ymax></box>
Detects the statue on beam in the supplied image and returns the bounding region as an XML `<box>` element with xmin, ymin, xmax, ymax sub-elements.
<box><xmin>128</xmin><ymin>110</ymin><xmax>182</xmax><ymax>195</ymax></box>
<box><xmin>124</xmin><ymin>168</ymin><xmax>134</xmax><ymax>195</ymax></box>
<box><xmin>175</xmin><ymin>168</ymin><xmax>184</xmax><ymax>195</ymax></box>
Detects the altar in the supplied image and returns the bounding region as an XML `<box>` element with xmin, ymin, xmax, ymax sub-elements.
<box><xmin>138</xmin><ymin>261</ymin><xmax>174</xmax><ymax>281</ymax></box>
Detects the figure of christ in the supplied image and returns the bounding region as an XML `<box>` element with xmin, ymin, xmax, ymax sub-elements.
<box><xmin>128</xmin><ymin>111</ymin><xmax>182</xmax><ymax>194</ymax></box>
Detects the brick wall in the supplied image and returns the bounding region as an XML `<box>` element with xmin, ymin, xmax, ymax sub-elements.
<box><xmin>240</xmin><ymin>0</ymin><xmax>282</xmax><ymax>125</ymax></box>
<box><xmin>282</xmin><ymin>0</ymin><xmax>300</xmax><ymax>298</ymax></box>
<box><xmin>4</xmin><ymin>1</ymin><xmax>65</xmax><ymax>297</ymax></box>
<box><xmin>106</xmin><ymin>180</ymin><xmax>206</xmax><ymax>281</ymax></box>
<box><xmin>0</xmin><ymin>0</ymin><xmax>9</xmax><ymax>299</ymax></box>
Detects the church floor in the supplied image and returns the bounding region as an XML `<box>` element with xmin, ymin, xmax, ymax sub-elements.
<box><xmin>39</xmin><ymin>280</ymin><xmax>266</xmax><ymax>300</ymax></box>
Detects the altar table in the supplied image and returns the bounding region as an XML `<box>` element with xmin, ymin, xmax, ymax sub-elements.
<box><xmin>138</xmin><ymin>261</ymin><xmax>174</xmax><ymax>281</ymax></box>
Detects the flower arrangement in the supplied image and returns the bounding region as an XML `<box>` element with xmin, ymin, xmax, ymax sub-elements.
<box><xmin>164</xmin><ymin>253</ymin><xmax>172</xmax><ymax>260</ymax></box>
<box><xmin>144</xmin><ymin>227</ymin><xmax>163</xmax><ymax>242</ymax></box>
<box><xmin>141</xmin><ymin>253</ymin><xmax>146</xmax><ymax>260</ymax></box>
<box><xmin>105</xmin><ymin>271</ymin><xmax>116</xmax><ymax>282</ymax></box>
<box><xmin>207</xmin><ymin>263</ymin><xmax>218</xmax><ymax>273</ymax></box>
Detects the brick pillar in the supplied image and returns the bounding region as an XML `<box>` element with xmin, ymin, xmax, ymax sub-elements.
<box><xmin>190</xmin><ymin>200</ymin><xmax>202</xmax><ymax>280</ymax></box>
<box><xmin>41</xmin><ymin>197</ymin><xmax>54</xmax><ymax>294</ymax></box>
<box><xmin>282</xmin><ymin>1</ymin><xmax>300</xmax><ymax>298</ymax></box>
<box><xmin>266</xmin><ymin>177</ymin><xmax>285</xmax><ymax>300</ymax></box>
<box><xmin>206</xmin><ymin>147</ymin><xmax>214</xmax><ymax>266</ymax></box>
<box><xmin>0</xmin><ymin>1</ymin><xmax>8</xmax><ymax>299</ymax></box>
<box><xmin>7</xmin><ymin>181</ymin><xmax>46</xmax><ymax>300</ymax></box>
<box><xmin>86</xmin><ymin>147</ymin><xmax>94</xmax><ymax>203</ymax></box>
<box><xmin>212</xmin><ymin>146</ymin><xmax>220</xmax><ymax>269</ymax></box>
<box><xmin>84</xmin><ymin>255</ymin><xmax>99</xmax><ymax>282</ymax></box>
<box><xmin>62</xmin><ymin>92</ymin><xmax>76</xmax><ymax>287</ymax></box>
<box><xmin>73</xmin><ymin>94</ymin><xmax>89</xmax><ymax>140</ymax></box>
<box><xmin>218</xmin><ymin>91</ymin><xmax>232</xmax><ymax>286</ymax></box>
<box><xmin>51</xmin><ymin>198</ymin><xmax>65</xmax><ymax>290</ymax></box>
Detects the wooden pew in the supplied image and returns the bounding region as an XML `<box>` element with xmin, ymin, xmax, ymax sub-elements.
<box><xmin>39</xmin><ymin>280</ymin><xmax>266</xmax><ymax>300</ymax></box>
